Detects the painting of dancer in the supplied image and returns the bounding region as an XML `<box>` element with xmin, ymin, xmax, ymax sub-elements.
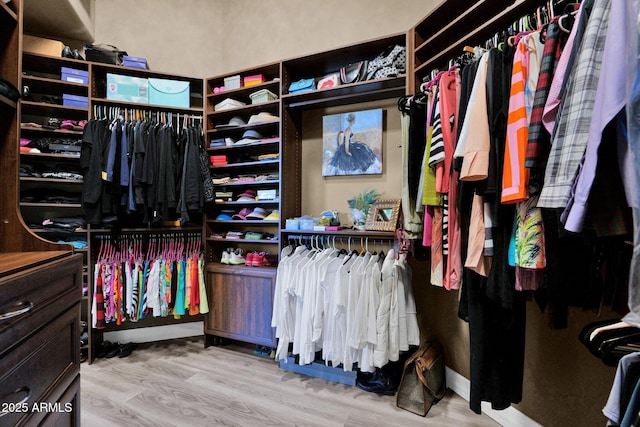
<box><xmin>322</xmin><ymin>109</ymin><xmax>382</xmax><ymax>176</ymax></box>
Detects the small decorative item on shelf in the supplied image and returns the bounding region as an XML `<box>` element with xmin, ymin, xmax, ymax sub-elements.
<box><xmin>347</xmin><ymin>189</ymin><xmax>380</xmax><ymax>230</ymax></box>
<box><xmin>364</xmin><ymin>199</ymin><xmax>401</xmax><ymax>232</ymax></box>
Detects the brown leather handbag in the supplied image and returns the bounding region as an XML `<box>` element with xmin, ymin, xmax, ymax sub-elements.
<box><xmin>396</xmin><ymin>338</ymin><xmax>447</xmax><ymax>416</ymax></box>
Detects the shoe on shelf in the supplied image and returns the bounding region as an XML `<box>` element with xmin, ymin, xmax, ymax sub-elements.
<box><xmin>228</xmin><ymin>248</ymin><xmax>246</xmax><ymax>265</ymax></box>
<box><xmin>245</xmin><ymin>252</ymin><xmax>255</xmax><ymax>266</ymax></box>
<box><xmin>220</xmin><ymin>249</ymin><xmax>231</xmax><ymax>264</ymax></box>
<box><xmin>251</xmin><ymin>252</ymin><xmax>266</xmax><ymax>267</ymax></box>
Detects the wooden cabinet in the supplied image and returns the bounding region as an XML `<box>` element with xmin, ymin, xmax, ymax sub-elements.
<box><xmin>0</xmin><ymin>252</ymin><xmax>83</xmax><ymax>426</ymax></box>
<box><xmin>204</xmin><ymin>264</ymin><xmax>276</xmax><ymax>347</ymax></box>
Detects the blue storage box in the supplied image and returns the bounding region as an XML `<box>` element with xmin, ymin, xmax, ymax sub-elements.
<box><xmin>107</xmin><ymin>73</ymin><xmax>148</xmax><ymax>104</ymax></box>
<box><xmin>148</xmin><ymin>78</ymin><xmax>190</xmax><ymax>108</ymax></box>
<box><xmin>61</xmin><ymin>67</ymin><xmax>88</xmax><ymax>85</ymax></box>
<box><xmin>123</xmin><ymin>55</ymin><xmax>149</xmax><ymax>69</ymax></box>
<box><xmin>63</xmin><ymin>94</ymin><xmax>88</xmax><ymax>108</ymax></box>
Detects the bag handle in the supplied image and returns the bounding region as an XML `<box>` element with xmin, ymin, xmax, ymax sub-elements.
<box><xmin>405</xmin><ymin>339</ymin><xmax>445</xmax><ymax>398</ymax></box>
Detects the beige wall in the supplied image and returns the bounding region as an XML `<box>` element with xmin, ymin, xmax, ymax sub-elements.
<box><xmin>92</xmin><ymin>2</ymin><xmax>620</xmax><ymax>427</ymax></box>
<box><xmin>94</xmin><ymin>0</ymin><xmax>432</xmax><ymax>78</ymax></box>
<box><xmin>301</xmin><ymin>99</ymin><xmax>402</xmax><ymax>224</ymax></box>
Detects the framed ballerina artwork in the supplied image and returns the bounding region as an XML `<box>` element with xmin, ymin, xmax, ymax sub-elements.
<box><xmin>322</xmin><ymin>108</ymin><xmax>383</xmax><ymax>176</ymax></box>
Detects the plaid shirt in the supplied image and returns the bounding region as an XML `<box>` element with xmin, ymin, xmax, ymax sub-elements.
<box><xmin>525</xmin><ymin>21</ymin><xmax>564</xmax><ymax>172</ymax></box>
<box><xmin>538</xmin><ymin>0</ymin><xmax>612</xmax><ymax>208</ymax></box>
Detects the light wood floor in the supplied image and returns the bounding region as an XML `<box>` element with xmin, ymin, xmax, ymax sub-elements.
<box><xmin>80</xmin><ymin>337</ymin><xmax>499</xmax><ymax>427</ymax></box>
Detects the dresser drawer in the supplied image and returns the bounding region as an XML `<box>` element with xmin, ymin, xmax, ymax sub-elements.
<box><xmin>0</xmin><ymin>254</ymin><xmax>82</xmax><ymax>355</ymax></box>
<box><xmin>0</xmin><ymin>305</ymin><xmax>79</xmax><ymax>426</ymax></box>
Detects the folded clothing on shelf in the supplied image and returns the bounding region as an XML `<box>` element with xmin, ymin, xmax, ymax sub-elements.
<box><xmin>225</xmin><ymin>230</ymin><xmax>244</xmax><ymax>239</ymax></box>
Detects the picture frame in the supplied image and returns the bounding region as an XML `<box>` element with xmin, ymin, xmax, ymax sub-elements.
<box><xmin>364</xmin><ymin>199</ymin><xmax>401</xmax><ymax>232</ymax></box>
<box><xmin>322</xmin><ymin>108</ymin><xmax>383</xmax><ymax>176</ymax></box>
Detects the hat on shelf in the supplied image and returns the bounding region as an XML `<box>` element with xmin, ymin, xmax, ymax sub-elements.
<box><xmin>215</xmin><ymin>116</ymin><xmax>246</xmax><ymax>128</ymax></box>
<box><xmin>263</xmin><ymin>209</ymin><xmax>279</xmax><ymax>221</ymax></box>
<box><xmin>246</xmin><ymin>207</ymin><xmax>269</xmax><ymax>220</ymax></box>
<box><xmin>234</xmin><ymin>129</ymin><xmax>263</xmax><ymax>146</ymax></box>
<box><xmin>215</xmin><ymin>210</ymin><xmax>235</xmax><ymax>221</ymax></box>
<box><xmin>237</xmin><ymin>189</ymin><xmax>257</xmax><ymax>201</ymax></box>
<box><xmin>247</xmin><ymin>112</ymin><xmax>279</xmax><ymax>124</ymax></box>
<box><xmin>232</xmin><ymin>207</ymin><xmax>253</xmax><ymax>220</ymax></box>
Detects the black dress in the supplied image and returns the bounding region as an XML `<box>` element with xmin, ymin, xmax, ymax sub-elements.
<box><xmin>329</xmin><ymin>132</ymin><xmax>377</xmax><ymax>173</ymax></box>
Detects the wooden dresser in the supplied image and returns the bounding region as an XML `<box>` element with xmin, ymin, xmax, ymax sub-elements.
<box><xmin>0</xmin><ymin>252</ymin><xmax>83</xmax><ymax>426</ymax></box>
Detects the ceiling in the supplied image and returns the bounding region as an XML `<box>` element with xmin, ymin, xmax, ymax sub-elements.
<box><xmin>23</xmin><ymin>0</ymin><xmax>95</xmax><ymax>43</ymax></box>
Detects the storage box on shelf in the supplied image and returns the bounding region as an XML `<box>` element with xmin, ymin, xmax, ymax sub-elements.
<box><xmin>91</xmin><ymin>62</ymin><xmax>203</xmax><ymax>111</ymax></box>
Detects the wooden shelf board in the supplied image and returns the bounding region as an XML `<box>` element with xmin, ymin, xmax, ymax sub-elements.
<box><xmin>0</xmin><ymin>1</ymin><xmax>18</xmax><ymax>23</ymax></box>
<box><xmin>20</xmin><ymin>152</ymin><xmax>80</xmax><ymax>159</ymax></box>
<box><xmin>212</xmin><ymin>180</ymin><xmax>279</xmax><ymax>187</ymax></box>
<box><xmin>208</xmin><ymin>140</ymin><xmax>279</xmax><ymax>152</ymax></box>
<box><xmin>90</xmin><ymin>98</ymin><xmax>203</xmax><ymax>114</ymax></box>
<box><xmin>207</xmin><ymin>100</ymin><xmax>279</xmax><ymax>116</ymax></box>
<box><xmin>206</xmin><ymin>237</ymin><xmax>278</xmax><ymax>244</ymax></box>
<box><xmin>20</xmin><ymin>202</ymin><xmax>82</xmax><ymax>208</ymax></box>
<box><xmin>207</xmin><ymin>121</ymin><xmax>279</xmax><ymax>135</ymax></box>
<box><xmin>20</xmin><ymin>177</ymin><xmax>83</xmax><ymax>184</ymax></box>
<box><xmin>215</xmin><ymin>200</ymin><xmax>279</xmax><ymax>205</ymax></box>
<box><xmin>22</xmin><ymin>75</ymin><xmax>88</xmax><ymax>89</ymax></box>
<box><xmin>206</xmin><ymin>80</ymin><xmax>280</xmax><ymax>99</ymax></box>
<box><xmin>210</xmin><ymin>159</ymin><xmax>279</xmax><ymax>169</ymax></box>
<box><xmin>0</xmin><ymin>93</ymin><xmax>17</xmax><ymax>110</ymax></box>
<box><xmin>21</xmin><ymin>100</ymin><xmax>88</xmax><ymax>112</ymax></box>
<box><xmin>282</xmin><ymin>76</ymin><xmax>406</xmax><ymax>110</ymax></box>
<box><xmin>20</xmin><ymin>125</ymin><xmax>84</xmax><ymax>136</ymax></box>
<box><xmin>208</xmin><ymin>220</ymin><xmax>279</xmax><ymax>225</ymax></box>
<box><xmin>280</xmin><ymin>229</ymin><xmax>396</xmax><ymax>239</ymax></box>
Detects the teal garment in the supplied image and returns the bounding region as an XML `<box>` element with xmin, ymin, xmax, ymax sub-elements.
<box><xmin>174</xmin><ymin>258</ymin><xmax>186</xmax><ymax>316</ymax></box>
<box><xmin>139</xmin><ymin>260</ymin><xmax>149</xmax><ymax>319</ymax></box>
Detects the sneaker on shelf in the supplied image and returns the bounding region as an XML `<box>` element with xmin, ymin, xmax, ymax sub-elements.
<box><xmin>220</xmin><ymin>249</ymin><xmax>231</xmax><ymax>264</ymax></box>
<box><xmin>229</xmin><ymin>248</ymin><xmax>246</xmax><ymax>265</ymax></box>
<box><xmin>245</xmin><ymin>251</ymin><xmax>255</xmax><ymax>266</ymax></box>
<box><xmin>251</xmin><ymin>251</ymin><xmax>266</xmax><ymax>267</ymax></box>
<box><xmin>264</xmin><ymin>253</ymin><xmax>278</xmax><ymax>266</ymax></box>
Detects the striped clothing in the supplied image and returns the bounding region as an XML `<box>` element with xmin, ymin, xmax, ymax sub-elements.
<box><xmin>525</xmin><ymin>21</ymin><xmax>564</xmax><ymax>171</ymax></box>
<box><xmin>501</xmin><ymin>33</ymin><xmax>544</xmax><ymax>203</ymax></box>
<box><xmin>538</xmin><ymin>0</ymin><xmax>612</xmax><ymax>208</ymax></box>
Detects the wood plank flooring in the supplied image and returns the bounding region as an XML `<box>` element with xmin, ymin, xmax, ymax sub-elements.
<box><xmin>80</xmin><ymin>337</ymin><xmax>499</xmax><ymax>427</ymax></box>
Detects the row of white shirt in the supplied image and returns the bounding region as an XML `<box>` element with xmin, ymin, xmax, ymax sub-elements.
<box><xmin>271</xmin><ymin>245</ymin><xmax>420</xmax><ymax>372</ymax></box>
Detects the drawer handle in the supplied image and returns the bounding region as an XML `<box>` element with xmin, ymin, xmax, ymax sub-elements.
<box><xmin>0</xmin><ymin>301</ymin><xmax>34</xmax><ymax>321</ymax></box>
<box><xmin>0</xmin><ymin>386</ymin><xmax>31</xmax><ymax>418</ymax></box>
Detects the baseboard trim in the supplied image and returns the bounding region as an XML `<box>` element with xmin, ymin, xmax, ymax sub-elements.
<box><xmin>445</xmin><ymin>367</ymin><xmax>542</xmax><ymax>427</ymax></box>
<box><xmin>103</xmin><ymin>321</ymin><xmax>204</xmax><ymax>343</ymax></box>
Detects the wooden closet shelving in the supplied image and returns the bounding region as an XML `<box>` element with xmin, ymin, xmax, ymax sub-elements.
<box><xmin>18</xmin><ymin>51</ymin><xmax>207</xmax><ymax>364</ymax></box>
<box><xmin>203</xmin><ymin>62</ymin><xmax>282</xmax><ymax>348</ymax></box>
<box><xmin>411</xmin><ymin>0</ymin><xmax>549</xmax><ymax>89</ymax></box>
<box><xmin>1</xmin><ymin>1</ymin><xmax>83</xmax><ymax>423</ymax></box>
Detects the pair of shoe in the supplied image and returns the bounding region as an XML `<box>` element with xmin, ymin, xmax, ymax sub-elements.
<box><xmin>96</xmin><ymin>340</ymin><xmax>136</xmax><ymax>358</ymax></box>
<box><xmin>61</xmin><ymin>46</ymin><xmax>84</xmax><ymax>60</ymax></box>
<box><xmin>221</xmin><ymin>248</ymin><xmax>245</xmax><ymax>265</ymax></box>
<box><xmin>356</xmin><ymin>366</ymin><xmax>401</xmax><ymax>396</ymax></box>
<box><xmin>246</xmin><ymin>251</ymin><xmax>267</xmax><ymax>267</ymax></box>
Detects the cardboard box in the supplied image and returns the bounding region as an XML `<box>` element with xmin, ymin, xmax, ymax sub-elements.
<box><xmin>107</xmin><ymin>73</ymin><xmax>148</xmax><ymax>104</ymax></box>
<box><xmin>123</xmin><ymin>56</ymin><xmax>149</xmax><ymax>70</ymax></box>
<box><xmin>62</xmin><ymin>94</ymin><xmax>88</xmax><ymax>109</ymax></box>
<box><xmin>243</xmin><ymin>74</ymin><xmax>265</xmax><ymax>87</ymax></box>
<box><xmin>23</xmin><ymin>34</ymin><xmax>65</xmax><ymax>57</ymax></box>
<box><xmin>148</xmin><ymin>78</ymin><xmax>189</xmax><ymax>108</ymax></box>
<box><xmin>61</xmin><ymin>67</ymin><xmax>88</xmax><ymax>85</ymax></box>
